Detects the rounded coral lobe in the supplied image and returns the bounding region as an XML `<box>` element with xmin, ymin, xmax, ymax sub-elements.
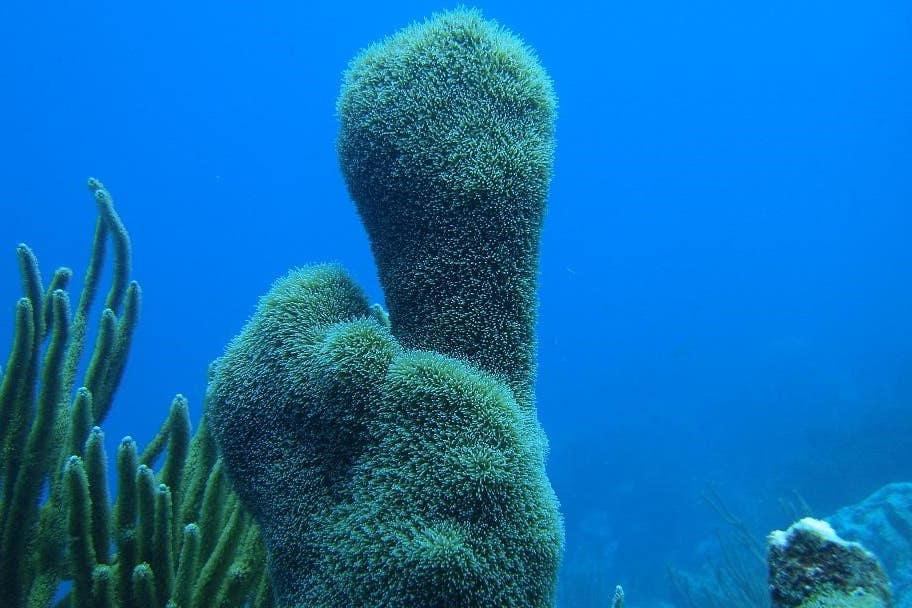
<box><xmin>337</xmin><ymin>7</ymin><xmax>556</xmax><ymax>217</ymax></box>
<box><xmin>336</xmin><ymin>8</ymin><xmax>557</xmax><ymax>411</ymax></box>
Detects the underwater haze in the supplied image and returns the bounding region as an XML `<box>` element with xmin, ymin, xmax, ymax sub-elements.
<box><xmin>1</xmin><ymin>0</ymin><xmax>910</xmax><ymax>606</ymax></box>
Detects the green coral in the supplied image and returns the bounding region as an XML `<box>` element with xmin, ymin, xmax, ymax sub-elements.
<box><xmin>337</xmin><ymin>7</ymin><xmax>556</xmax><ymax>411</ymax></box>
<box><xmin>208</xmin><ymin>8</ymin><xmax>562</xmax><ymax>608</ymax></box>
<box><xmin>208</xmin><ymin>267</ymin><xmax>562</xmax><ymax>607</ymax></box>
<box><xmin>0</xmin><ymin>179</ymin><xmax>139</xmax><ymax>606</ymax></box>
<box><xmin>0</xmin><ymin>180</ymin><xmax>270</xmax><ymax>607</ymax></box>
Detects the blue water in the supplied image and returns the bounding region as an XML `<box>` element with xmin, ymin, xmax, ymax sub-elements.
<box><xmin>1</xmin><ymin>1</ymin><xmax>910</xmax><ymax>605</ymax></box>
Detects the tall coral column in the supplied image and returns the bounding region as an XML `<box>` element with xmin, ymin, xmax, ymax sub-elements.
<box><xmin>337</xmin><ymin>8</ymin><xmax>556</xmax><ymax>412</ymax></box>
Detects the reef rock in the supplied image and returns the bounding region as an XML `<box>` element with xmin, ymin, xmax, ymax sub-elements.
<box><xmin>768</xmin><ymin>517</ymin><xmax>892</xmax><ymax>608</ymax></box>
<box><xmin>828</xmin><ymin>483</ymin><xmax>912</xmax><ymax>608</ymax></box>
